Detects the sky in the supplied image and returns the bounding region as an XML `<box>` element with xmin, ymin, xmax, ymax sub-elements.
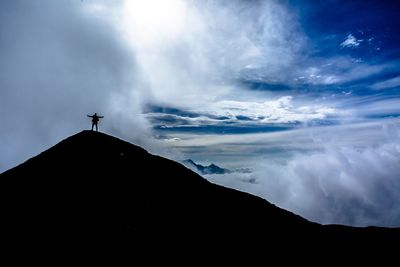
<box><xmin>1</xmin><ymin>0</ymin><xmax>400</xmax><ymax>227</ymax></box>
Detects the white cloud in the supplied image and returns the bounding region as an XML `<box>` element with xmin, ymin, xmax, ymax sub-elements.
<box><xmin>0</xmin><ymin>0</ymin><xmax>305</xmax><ymax>171</ymax></box>
<box><xmin>302</xmin><ymin>67</ymin><xmax>340</xmax><ymax>85</ymax></box>
<box><xmin>371</xmin><ymin>76</ymin><xmax>400</xmax><ymax>90</ymax></box>
<box><xmin>191</xmin><ymin>97</ymin><xmax>335</xmax><ymax>124</ymax></box>
<box><xmin>340</xmin><ymin>33</ymin><xmax>363</xmax><ymax>48</ymax></box>
<box><xmin>117</xmin><ymin>0</ymin><xmax>305</xmax><ymax>109</ymax></box>
<box><xmin>350</xmin><ymin>98</ymin><xmax>400</xmax><ymax>118</ymax></box>
<box><xmin>250</xmin><ymin>55</ymin><xmax>389</xmax><ymax>87</ymax></box>
<box><xmin>168</xmin><ymin>119</ymin><xmax>400</xmax><ymax>227</ymax></box>
<box><xmin>296</xmin><ymin>57</ymin><xmax>389</xmax><ymax>85</ymax></box>
<box><xmin>163</xmin><ymin>137</ymin><xmax>181</xmax><ymax>142</ymax></box>
<box><xmin>146</xmin><ymin>96</ymin><xmax>337</xmax><ymax>130</ymax></box>
<box><xmin>164</xmin><ymin>119</ymin><xmax>399</xmax><ymax>154</ymax></box>
<box><xmin>250</xmin><ymin>139</ymin><xmax>400</xmax><ymax>227</ymax></box>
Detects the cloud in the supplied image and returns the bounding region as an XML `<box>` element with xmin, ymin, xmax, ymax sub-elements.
<box><xmin>163</xmin><ymin>119</ymin><xmax>398</xmax><ymax>157</ymax></box>
<box><xmin>118</xmin><ymin>0</ymin><xmax>306</xmax><ymax>109</ymax></box>
<box><xmin>349</xmin><ymin>98</ymin><xmax>400</xmax><ymax>118</ymax></box>
<box><xmin>0</xmin><ymin>0</ymin><xmax>309</xmax><ymax>171</ymax></box>
<box><xmin>179</xmin><ymin>119</ymin><xmax>400</xmax><ymax>227</ymax></box>
<box><xmin>195</xmin><ymin>97</ymin><xmax>336</xmax><ymax>123</ymax></box>
<box><xmin>145</xmin><ymin>96</ymin><xmax>337</xmax><ymax>135</ymax></box>
<box><xmin>0</xmin><ymin>0</ymin><xmax>150</xmax><ymax>171</ymax></box>
<box><xmin>340</xmin><ymin>33</ymin><xmax>363</xmax><ymax>48</ymax></box>
<box><xmin>252</xmin><ymin>139</ymin><xmax>400</xmax><ymax>227</ymax></box>
<box><xmin>296</xmin><ymin>57</ymin><xmax>389</xmax><ymax>86</ymax></box>
<box><xmin>371</xmin><ymin>76</ymin><xmax>400</xmax><ymax>90</ymax></box>
<box><xmin>242</xmin><ymin>55</ymin><xmax>391</xmax><ymax>89</ymax></box>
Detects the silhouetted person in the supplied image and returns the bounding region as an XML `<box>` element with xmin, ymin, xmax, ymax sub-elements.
<box><xmin>87</xmin><ymin>113</ymin><xmax>104</xmax><ymax>131</ymax></box>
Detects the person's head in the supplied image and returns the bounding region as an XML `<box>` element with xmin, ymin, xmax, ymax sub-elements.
<box><xmin>94</xmin><ymin>113</ymin><xmax>97</xmax><ymax>116</ymax></box>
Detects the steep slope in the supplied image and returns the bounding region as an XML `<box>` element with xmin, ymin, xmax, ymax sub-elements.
<box><xmin>1</xmin><ymin>131</ymin><xmax>399</xmax><ymax>263</ymax></box>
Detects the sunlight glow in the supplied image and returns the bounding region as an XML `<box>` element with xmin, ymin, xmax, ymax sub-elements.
<box><xmin>122</xmin><ymin>0</ymin><xmax>187</xmax><ymax>45</ymax></box>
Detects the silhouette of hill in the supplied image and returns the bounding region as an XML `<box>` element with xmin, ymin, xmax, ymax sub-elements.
<box><xmin>182</xmin><ymin>159</ymin><xmax>231</xmax><ymax>174</ymax></box>
<box><xmin>1</xmin><ymin>131</ymin><xmax>399</xmax><ymax>264</ymax></box>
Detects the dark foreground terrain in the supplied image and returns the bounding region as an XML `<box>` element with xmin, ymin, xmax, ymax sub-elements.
<box><xmin>1</xmin><ymin>131</ymin><xmax>399</xmax><ymax>264</ymax></box>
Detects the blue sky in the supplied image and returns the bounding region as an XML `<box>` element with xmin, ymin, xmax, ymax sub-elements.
<box><xmin>1</xmin><ymin>0</ymin><xmax>399</xmax><ymax>227</ymax></box>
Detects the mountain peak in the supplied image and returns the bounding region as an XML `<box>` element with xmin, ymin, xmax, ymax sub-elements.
<box><xmin>1</xmin><ymin>131</ymin><xmax>399</xmax><ymax>262</ymax></box>
<box><xmin>182</xmin><ymin>159</ymin><xmax>231</xmax><ymax>174</ymax></box>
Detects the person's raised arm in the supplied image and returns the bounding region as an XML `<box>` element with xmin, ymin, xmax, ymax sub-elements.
<box><xmin>99</xmin><ymin>116</ymin><xmax>104</xmax><ymax>118</ymax></box>
<box><xmin>87</xmin><ymin>115</ymin><xmax>93</xmax><ymax>118</ymax></box>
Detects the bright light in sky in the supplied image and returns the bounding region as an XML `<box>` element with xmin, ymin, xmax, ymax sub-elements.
<box><xmin>122</xmin><ymin>0</ymin><xmax>187</xmax><ymax>45</ymax></box>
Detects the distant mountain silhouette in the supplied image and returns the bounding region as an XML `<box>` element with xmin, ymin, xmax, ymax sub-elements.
<box><xmin>183</xmin><ymin>159</ymin><xmax>231</xmax><ymax>174</ymax></box>
<box><xmin>1</xmin><ymin>130</ymin><xmax>399</xmax><ymax>264</ymax></box>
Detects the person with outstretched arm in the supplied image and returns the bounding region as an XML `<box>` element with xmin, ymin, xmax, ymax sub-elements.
<box><xmin>87</xmin><ymin>113</ymin><xmax>104</xmax><ymax>131</ymax></box>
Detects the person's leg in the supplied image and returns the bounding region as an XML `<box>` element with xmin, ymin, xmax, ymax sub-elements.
<box><xmin>95</xmin><ymin>123</ymin><xmax>98</xmax><ymax>132</ymax></box>
<box><xmin>91</xmin><ymin>122</ymin><xmax>94</xmax><ymax>131</ymax></box>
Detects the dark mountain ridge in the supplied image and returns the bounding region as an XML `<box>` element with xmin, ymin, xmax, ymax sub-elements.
<box><xmin>1</xmin><ymin>130</ymin><xmax>399</xmax><ymax>263</ymax></box>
